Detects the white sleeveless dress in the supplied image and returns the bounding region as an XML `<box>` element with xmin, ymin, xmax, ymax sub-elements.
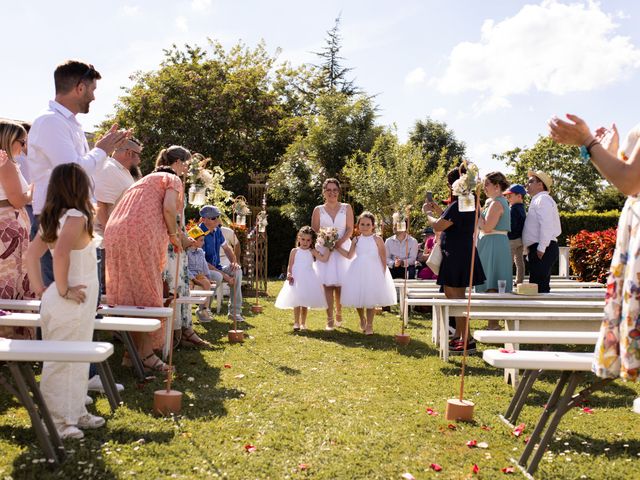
<box><xmin>275</xmin><ymin>248</ymin><xmax>327</xmax><ymax>309</ymax></box>
<box><xmin>39</xmin><ymin>209</ymin><xmax>99</xmax><ymax>428</ymax></box>
<box><xmin>315</xmin><ymin>204</ymin><xmax>352</xmax><ymax>287</ymax></box>
<box><xmin>340</xmin><ymin>235</ymin><xmax>397</xmax><ymax>308</ymax></box>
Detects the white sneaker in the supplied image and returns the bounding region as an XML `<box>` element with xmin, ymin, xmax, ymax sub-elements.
<box><xmin>228</xmin><ymin>314</ymin><xmax>245</xmax><ymax>322</ymax></box>
<box><xmin>77</xmin><ymin>413</ymin><xmax>105</xmax><ymax>430</ymax></box>
<box><xmin>197</xmin><ymin>308</ymin><xmax>212</xmax><ymax>323</ymax></box>
<box><xmin>58</xmin><ymin>425</ymin><xmax>84</xmax><ymax>440</ymax></box>
<box><xmin>84</xmin><ymin>395</ymin><xmax>93</xmax><ymax>406</ymax></box>
<box><xmin>87</xmin><ymin>375</ymin><xmax>125</xmax><ymax>393</ymax></box>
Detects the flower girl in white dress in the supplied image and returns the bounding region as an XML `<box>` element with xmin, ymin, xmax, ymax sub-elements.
<box><xmin>337</xmin><ymin>212</ymin><xmax>396</xmax><ymax>335</ymax></box>
<box><xmin>275</xmin><ymin>226</ymin><xmax>329</xmax><ymax>330</ymax></box>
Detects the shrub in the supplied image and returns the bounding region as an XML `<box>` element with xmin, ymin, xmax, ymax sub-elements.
<box><xmin>568</xmin><ymin>228</ymin><xmax>616</xmax><ymax>283</ymax></box>
<box><xmin>265</xmin><ymin>206</ymin><xmax>297</xmax><ymax>277</ymax></box>
<box><xmin>558</xmin><ymin>210</ymin><xmax>619</xmax><ymax>245</ymax></box>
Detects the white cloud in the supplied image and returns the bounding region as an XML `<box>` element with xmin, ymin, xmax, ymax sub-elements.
<box><xmin>471</xmin><ymin>95</ymin><xmax>511</xmax><ymax>115</ymax></box>
<box><xmin>435</xmin><ymin>1</ymin><xmax>640</xmax><ymax>99</ymax></box>
<box><xmin>191</xmin><ymin>0</ymin><xmax>212</xmax><ymax>12</ymax></box>
<box><xmin>405</xmin><ymin>67</ymin><xmax>426</xmax><ymax>85</ymax></box>
<box><xmin>120</xmin><ymin>5</ymin><xmax>140</xmax><ymax>17</ymax></box>
<box><xmin>430</xmin><ymin>107</ymin><xmax>447</xmax><ymax>119</ymax></box>
<box><xmin>471</xmin><ymin>136</ymin><xmax>516</xmax><ymax>164</ymax></box>
<box><xmin>175</xmin><ymin>16</ymin><xmax>189</xmax><ymax>32</ymax></box>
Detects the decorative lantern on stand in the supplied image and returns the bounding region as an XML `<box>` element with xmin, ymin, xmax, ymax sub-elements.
<box><xmin>233</xmin><ymin>195</ymin><xmax>251</xmax><ymax>226</ymax></box>
<box><xmin>251</xmin><ymin>186</ymin><xmax>269</xmax><ymax>314</ymax></box>
<box><xmin>187</xmin><ymin>153</ymin><xmax>210</xmax><ymax>207</ymax></box>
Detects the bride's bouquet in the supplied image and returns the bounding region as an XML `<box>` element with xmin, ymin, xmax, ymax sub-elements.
<box><xmin>317</xmin><ymin>227</ymin><xmax>339</xmax><ymax>251</ymax></box>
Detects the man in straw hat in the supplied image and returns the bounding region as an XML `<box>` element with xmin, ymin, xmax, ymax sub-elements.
<box><xmin>522</xmin><ymin>170</ymin><xmax>561</xmax><ymax>292</ymax></box>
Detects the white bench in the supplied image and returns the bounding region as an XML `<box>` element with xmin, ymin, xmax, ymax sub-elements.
<box><xmin>482</xmin><ymin>349</ymin><xmax>613</xmax><ymax>477</ymax></box>
<box><xmin>475</xmin><ymin>330</ymin><xmax>599</xmax><ymax>425</ymax></box>
<box><xmin>0</xmin><ymin>308</ymin><xmax>162</xmax><ymax>385</ymax></box>
<box><xmin>0</xmin><ymin>338</ymin><xmax>113</xmax><ymax>465</ymax></box>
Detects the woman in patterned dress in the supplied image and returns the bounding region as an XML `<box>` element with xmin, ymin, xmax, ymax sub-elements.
<box><xmin>0</xmin><ymin>121</ymin><xmax>34</xmax><ymax>339</ymax></box>
<box><xmin>549</xmin><ymin>115</ymin><xmax>640</xmax><ymax>383</ymax></box>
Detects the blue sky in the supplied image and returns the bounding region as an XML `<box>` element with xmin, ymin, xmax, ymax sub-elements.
<box><xmin>3</xmin><ymin>0</ymin><xmax>639</xmax><ymax>174</ymax></box>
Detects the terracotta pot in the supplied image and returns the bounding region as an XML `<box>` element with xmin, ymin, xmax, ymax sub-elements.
<box><xmin>251</xmin><ymin>304</ymin><xmax>263</xmax><ymax>314</ymax></box>
<box><xmin>153</xmin><ymin>389</ymin><xmax>182</xmax><ymax>416</ymax></box>
<box><xmin>395</xmin><ymin>334</ymin><xmax>411</xmax><ymax>346</ymax></box>
<box><xmin>445</xmin><ymin>398</ymin><xmax>475</xmax><ymax>421</ymax></box>
<box><xmin>228</xmin><ymin>329</ymin><xmax>244</xmax><ymax>343</ymax></box>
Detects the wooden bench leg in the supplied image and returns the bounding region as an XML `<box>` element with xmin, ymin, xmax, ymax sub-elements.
<box><xmin>6</xmin><ymin>363</ymin><xmax>63</xmax><ymax>465</ymax></box>
<box><xmin>96</xmin><ymin>361</ymin><xmax>121</xmax><ymax>411</ymax></box>
<box><xmin>120</xmin><ymin>331</ymin><xmax>147</xmax><ymax>382</ymax></box>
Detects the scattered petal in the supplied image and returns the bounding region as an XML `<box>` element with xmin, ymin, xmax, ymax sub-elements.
<box><xmin>187</xmin><ymin>377</ymin><xmax>195</xmax><ymax>382</ymax></box>
<box><xmin>224</xmin><ymin>364</ymin><xmax>232</xmax><ymax>369</ymax></box>
<box><xmin>466</xmin><ymin>440</ymin><xmax>478</xmax><ymax>448</ymax></box>
<box><xmin>477</xmin><ymin>442</ymin><xmax>489</xmax><ymax>449</ymax></box>
<box><xmin>502</xmin><ymin>466</ymin><xmax>515</xmax><ymax>474</ymax></box>
<box><xmin>472</xmin><ymin>464</ymin><xmax>479</xmax><ymax>474</ymax></box>
<box><xmin>513</xmin><ymin>423</ymin><xmax>526</xmax><ymax>437</ymax></box>
<box><xmin>524</xmin><ymin>436</ymin><xmax>531</xmax><ymax>445</ymax></box>
<box><xmin>481</xmin><ymin>425</ymin><xmax>492</xmax><ymax>431</ymax></box>
<box><xmin>234</xmin><ymin>374</ymin><xmax>245</xmax><ymax>379</ymax></box>
<box><xmin>430</xmin><ymin>463</ymin><xmax>443</xmax><ymax>472</ymax></box>
<box><xmin>499</xmin><ymin>348</ymin><xmax>516</xmax><ymax>354</ymax></box>
<box><xmin>401</xmin><ymin>473</ymin><xmax>415</xmax><ymax>480</ymax></box>
<box><xmin>582</xmin><ymin>407</ymin><xmax>594</xmax><ymax>414</ymax></box>
<box><xmin>328</xmin><ymin>399</ymin><xmax>336</xmax><ymax>404</ymax></box>
<box><xmin>244</xmin><ymin>444</ymin><xmax>256</xmax><ymax>453</ymax></box>
<box><xmin>426</xmin><ymin>407</ymin><xmax>439</xmax><ymax>416</ymax></box>
<box><xmin>298</xmin><ymin>463</ymin><xmax>309</xmax><ymax>471</ymax></box>
<box><xmin>447</xmin><ymin>423</ymin><xmax>457</xmax><ymax>430</ymax></box>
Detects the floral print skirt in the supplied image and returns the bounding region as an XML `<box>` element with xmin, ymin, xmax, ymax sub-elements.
<box><xmin>593</xmin><ymin>196</ymin><xmax>640</xmax><ymax>381</ymax></box>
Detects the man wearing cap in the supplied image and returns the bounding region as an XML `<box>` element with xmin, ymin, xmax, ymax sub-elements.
<box><xmin>503</xmin><ymin>184</ymin><xmax>527</xmax><ymax>285</ymax></box>
<box><xmin>199</xmin><ymin>205</ymin><xmax>244</xmax><ymax>321</ymax></box>
<box><xmin>522</xmin><ymin>171</ymin><xmax>562</xmax><ymax>292</ymax></box>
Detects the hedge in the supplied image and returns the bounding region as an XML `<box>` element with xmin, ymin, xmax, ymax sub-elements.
<box><xmin>558</xmin><ymin>210</ymin><xmax>620</xmax><ymax>245</ymax></box>
<box><xmin>265</xmin><ymin>206</ymin><xmax>297</xmax><ymax>277</ymax></box>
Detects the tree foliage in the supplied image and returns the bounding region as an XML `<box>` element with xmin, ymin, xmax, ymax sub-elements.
<box><xmin>100</xmin><ymin>40</ymin><xmax>306</xmax><ymax>193</ymax></box>
<box><xmin>494</xmin><ymin>135</ymin><xmax>604</xmax><ymax>212</ymax></box>
<box><xmin>342</xmin><ymin>131</ymin><xmax>450</xmax><ymax>228</ymax></box>
<box><xmin>409</xmin><ymin>117</ymin><xmax>466</xmax><ymax>173</ymax></box>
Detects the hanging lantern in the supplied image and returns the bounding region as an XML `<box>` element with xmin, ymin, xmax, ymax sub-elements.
<box><xmin>188</xmin><ymin>185</ymin><xmax>207</xmax><ymax>206</ymax></box>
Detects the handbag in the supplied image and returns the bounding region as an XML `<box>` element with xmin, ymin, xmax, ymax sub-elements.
<box><xmin>426</xmin><ymin>243</ymin><xmax>442</xmax><ymax>275</ymax></box>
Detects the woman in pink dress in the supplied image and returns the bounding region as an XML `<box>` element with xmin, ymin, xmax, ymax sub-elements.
<box><xmin>104</xmin><ymin>146</ymin><xmax>188</xmax><ymax>372</ymax></box>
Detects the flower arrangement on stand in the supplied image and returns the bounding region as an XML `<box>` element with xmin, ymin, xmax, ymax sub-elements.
<box><xmin>233</xmin><ymin>196</ymin><xmax>251</xmax><ymax>226</ymax></box>
<box><xmin>451</xmin><ymin>162</ymin><xmax>480</xmax><ymax>212</ymax></box>
<box><xmin>187</xmin><ymin>154</ymin><xmax>215</xmax><ymax>206</ymax></box>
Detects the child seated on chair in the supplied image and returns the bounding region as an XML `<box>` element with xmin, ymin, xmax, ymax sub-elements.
<box><xmin>186</xmin><ymin>225</ymin><xmax>215</xmax><ymax>322</ymax></box>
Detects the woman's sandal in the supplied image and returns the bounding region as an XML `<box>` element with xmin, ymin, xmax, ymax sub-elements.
<box><xmin>142</xmin><ymin>353</ymin><xmax>175</xmax><ymax>373</ymax></box>
<box><xmin>180</xmin><ymin>329</ymin><xmax>209</xmax><ymax>348</ymax></box>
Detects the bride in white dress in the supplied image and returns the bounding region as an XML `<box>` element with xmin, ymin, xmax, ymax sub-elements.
<box><xmin>311</xmin><ymin>178</ymin><xmax>354</xmax><ymax>330</ymax></box>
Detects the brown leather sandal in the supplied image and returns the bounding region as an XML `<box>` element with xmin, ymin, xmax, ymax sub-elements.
<box><xmin>142</xmin><ymin>353</ymin><xmax>175</xmax><ymax>373</ymax></box>
<box><xmin>180</xmin><ymin>329</ymin><xmax>209</xmax><ymax>348</ymax></box>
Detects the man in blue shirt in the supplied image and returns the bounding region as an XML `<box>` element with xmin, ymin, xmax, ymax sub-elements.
<box><xmin>198</xmin><ymin>205</ymin><xmax>244</xmax><ymax>321</ymax></box>
<box><xmin>504</xmin><ymin>184</ymin><xmax>527</xmax><ymax>285</ymax></box>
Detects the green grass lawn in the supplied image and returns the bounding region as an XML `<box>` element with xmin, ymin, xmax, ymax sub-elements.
<box><xmin>1</xmin><ymin>281</ymin><xmax>639</xmax><ymax>479</ymax></box>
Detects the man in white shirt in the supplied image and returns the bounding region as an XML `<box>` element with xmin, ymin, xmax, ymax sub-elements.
<box><xmin>94</xmin><ymin>137</ymin><xmax>142</xmax><ymax>235</ymax></box>
<box><xmin>219</xmin><ymin>225</ymin><xmax>240</xmax><ymax>268</ymax></box>
<box><xmin>522</xmin><ymin>170</ymin><xmax>562</xmax><ymax>293</ymax></box>
<box><xmin>384</xmin><ymin>227</ymin><xmax>419</xmax><ymax>279</ymax></box>
<box><xmin>28</xmin><ymin>60</ymin><xmax>128</xmax><ymax>285</ymax></box>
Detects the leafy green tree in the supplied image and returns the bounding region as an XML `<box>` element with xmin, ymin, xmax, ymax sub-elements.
<box><xmin>100</xmin><ymin>40</ymin><xmax>305</xmax><ymax>193</ymax></box>
<box><xmin>409</xmin><ymin>117</ymin><xmax>467</xmax><ymax>173</ymax></box>
<box><xmin>342</xmin><ymin>130</ymin><xmax>450</xmax><ymax>228</ymax></box>
<box><xmin>313</xmin><ymin>15</ymin><xmax>360</xmax><ymax>96</ymax></box>
<box><xmin>493</xmin><ymin>135</ymin><xmax>604</xmax><ymax>212</ymax></box>
<box><xmin>587</xmin><ymin>185</ymin><xmax>626</xmax><ymax>212</ymax></box>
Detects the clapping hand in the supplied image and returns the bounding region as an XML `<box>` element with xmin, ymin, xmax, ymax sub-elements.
<box><xmin>95</xmin><ymin>124</ymin><xmax>131</xmax><ymax>156</ymax></box>
<box><xmin>548</xmin><ymin>114</ymin><xmax>592</xmax><ymax>146</ymax></box>
<box><xmin>594</xmin><ymin>124</ymin><xmax>619</xmax><ymax>156</ymax></box>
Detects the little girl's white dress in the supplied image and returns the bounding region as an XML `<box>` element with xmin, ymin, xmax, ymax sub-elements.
<box><xmin>275</xmin><ymin>248</ymin><xmax>328</xmax><ymax>309</ymax></box>
<box><xmin>340</xmin><ymin>235</ymin><xmax>397</xmax><ymax>308</ymax></box>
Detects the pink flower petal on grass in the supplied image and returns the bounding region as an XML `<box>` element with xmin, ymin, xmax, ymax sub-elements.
<box><xmin>513</xmin><ymin>423</ymin><xmax>526</xmax><ymax>437</ymax></box>
<box><xmin>472</xmin><ymin>464</ymin><xmax>480</xmax><ymax>474</ymax></box>
<box><xmin>481</xmin><ymin>425</ymin><xmax>492</xmax><ymax>431</ymax></box>
<box><xmin>426</xmin><ymin>407</ymin><xmax>439</xmax><ymax>416</ymax></box>
<box><xmin>466</xmin><ymin>439</ymin><xmax>478</xmax><ymax>448</ymax></box>
<box><xmin>244</xmin><ymin>444</ymin><xmax>256</xmax><ymax>453</ymax></box>
<box><xmin>298</xmin><ymin>464</ymin><xmax>309</xmax><ymax>471</ymax></box>
<box><xmin>582</xmin><ymin>407</ymin><xmax>594</xmax><ymax>414</ymax></box>
<box><xmin>401</xmin><ymin>473</ymin><xmax>415</xmax><ymax>480</ymax></box>
<box><xmin>430</xmin><ymin>463</ymin><xmax>443</xmax><ymax>472</ymax></box>
<box><xmin>502</xmin><ymin>466</ymin><xmax>515</xmax><ymax>474</ymax></box>
<box><xmin>447</xmin><ymin>423</ymin><xmax>457</xmax><ymax>430</ymax></box>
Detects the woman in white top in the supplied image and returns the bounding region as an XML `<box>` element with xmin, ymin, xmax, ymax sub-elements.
<box><xmin>0</xmin><ymin>121</ymin><xmax>34</xmax><ymax>339</ymax></box>
<box><xmin>311</xmin><ymin>178</ymin><xmax>354</xmax><ymax>330</ymax></box>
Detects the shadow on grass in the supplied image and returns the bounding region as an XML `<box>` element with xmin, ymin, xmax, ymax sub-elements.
<box><xmin>524</xmin><ymin>379</ymin><xmax>639</xmax><ymax>410</ymax></box>
<box><xmin>243</xmin><ymin>345</ymin><xmax>301</xmax><ymax>376</ymax></box>
<box><xmin>299</xmin><ymin>328</ymin><xmax>437</xmax><ymax>358</ymax></box>
<box><xmin>4</xmin><ymin>424</ymin><xmax>175</xmax><ymax>480</ymax></box>
<box><xmin>551</xmin><ymin>434</ymin><xmax>640</xmax><ymax>459</ymax></box>
<box><xmin>439</xmin><ymin>358</ymin><xmax>502</xmax><ymax>377</ymax></box>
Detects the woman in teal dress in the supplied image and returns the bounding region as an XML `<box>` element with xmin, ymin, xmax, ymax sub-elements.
<box><xmin>476</xmin><ymin>172</ymin><xmax>512</xmax><ymax>305</ymax></box>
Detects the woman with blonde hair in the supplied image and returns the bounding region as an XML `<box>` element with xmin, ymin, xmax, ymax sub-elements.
<box><xmin>0</xmin><ymin>120</ymin><xmax>34</xmax><ymax>339</ymax></box>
